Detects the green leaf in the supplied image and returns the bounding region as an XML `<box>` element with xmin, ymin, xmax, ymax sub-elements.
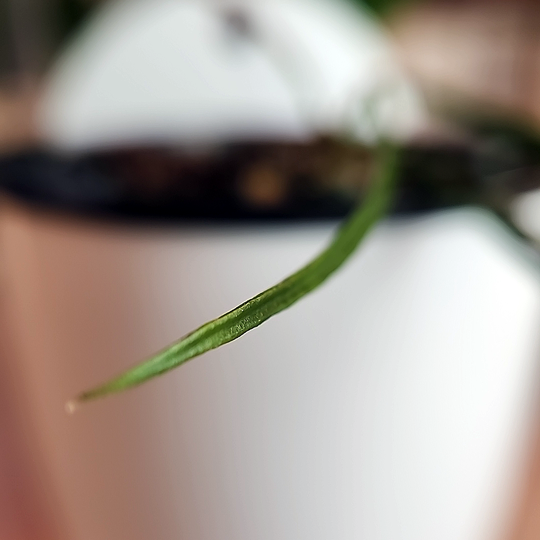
<box><xmin>71</xmin><ymin>144</ymin><xmax>400</xmax><ymax>407</ymax></box>
<box><xmin>352</xmin><ymin>0</ymin><xmax>416</xmax><ymax>17</ymax></box>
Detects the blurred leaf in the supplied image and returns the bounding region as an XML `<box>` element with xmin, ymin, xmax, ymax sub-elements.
<box><xmin>72</xmin><ymin>144</ymin><xmax>400</xmax><ymax>406</ymax></box>
<box><xmin>56</xmin><ymin>0</ymin><xmax>95</xmax><ymax>42</ymax></box>
<box><xmin>353</xmin><ymin>0</ymin><xmax>416</xmax><ymax>17</ymax></box>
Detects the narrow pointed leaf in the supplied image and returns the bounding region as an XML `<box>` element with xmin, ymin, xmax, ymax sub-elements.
<box><xmin>74</xmin><ymin>145</ymin><xmax>400</xmax><ymax>404</ymax></box>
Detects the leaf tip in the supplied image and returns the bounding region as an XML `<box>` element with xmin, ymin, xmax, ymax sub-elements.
<box><xmin>65</xmin><ymin>399</ymin><xmax>80</xmax><ymax>415</ymax></box>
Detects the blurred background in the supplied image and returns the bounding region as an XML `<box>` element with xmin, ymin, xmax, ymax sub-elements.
<box><xmin>3</xmin><ymin>1</ymin><xmax>540</xmax><ymax>539</ymax></box>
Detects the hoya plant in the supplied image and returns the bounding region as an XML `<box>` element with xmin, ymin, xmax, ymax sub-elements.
<box><xmin>69</xmin><ymin>142</ymin><xmax>400</xmax><ymax>407</ymax></box>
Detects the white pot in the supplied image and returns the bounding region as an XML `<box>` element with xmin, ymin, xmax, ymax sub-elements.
<box><xmin>1</xmin><ymin>201</ymin><xmax>539</xmax><ymax>540</ymax></box>
<box><xmin>6</xmin><ymin>1</ymin><xmax>536</xmax><ymax>538</ymax></box>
